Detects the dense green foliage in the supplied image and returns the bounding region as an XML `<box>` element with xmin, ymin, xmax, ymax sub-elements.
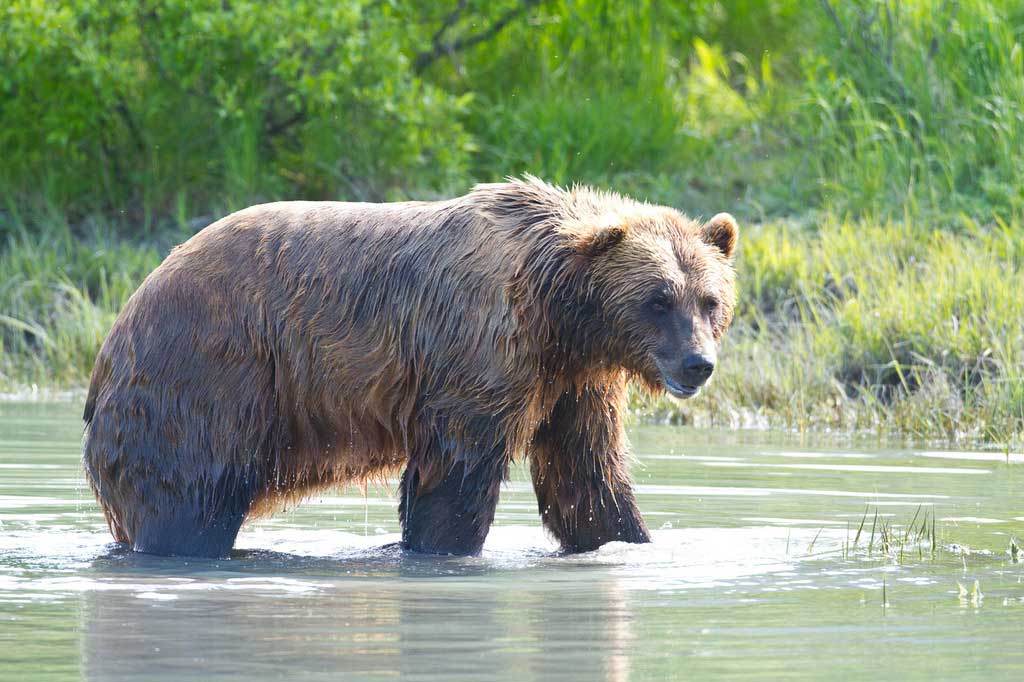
<box><xmin>6</xmin><ymin>0</ymin><xmax>1024</xmax><ymax>220</ymax></box>
<box><xmin>1</xmin><ymin>0</ymin><xmax>471</xmax><ymax>220</ymax></box>
<box><xmin>1</xmin><ymin>0</ymin><xmax>1023</xmax><ymax>445</ymax></box>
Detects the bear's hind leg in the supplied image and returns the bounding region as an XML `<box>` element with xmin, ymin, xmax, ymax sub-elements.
<box><xmin>83</xmin><ymin>306</ymin><xmax>276</xmax><ymax>559</ymax></box>
<box><xmin>127</xmin><ymin>464</ymin><xmax>259</xmax><ymax>558</ymax></box>
<box><xmin>131</xmin><ymin>505</ymin><xmax>247</xmax><ymax>558</ymax></box>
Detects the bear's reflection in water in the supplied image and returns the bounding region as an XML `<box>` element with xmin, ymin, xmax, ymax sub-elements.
<box><xmin>81</xmin><ymin>549</ymin><xmax>635</xmax><ymax>682</ymax></box>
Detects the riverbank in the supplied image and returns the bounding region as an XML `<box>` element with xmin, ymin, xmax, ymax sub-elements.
<box><xmin>3</xmin><ymin>212</ymin><xmax>1020</xmax><ymax>447</ymax></box>
<box><xmin>3</xmin><ymin>1</ymin><xmax>1023</xmax><ymax>446</ymax></box>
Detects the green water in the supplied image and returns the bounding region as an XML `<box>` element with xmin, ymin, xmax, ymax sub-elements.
<box><xmin>0</xmin><ymin>402</ymin><xmax>1021</xmax><ymax>681</ymax></box>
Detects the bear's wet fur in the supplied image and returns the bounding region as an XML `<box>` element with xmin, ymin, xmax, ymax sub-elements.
<box><xmin>83</xmin><ymin>177</ymin><xmax>738</xmax><ymax>557</ymax></box>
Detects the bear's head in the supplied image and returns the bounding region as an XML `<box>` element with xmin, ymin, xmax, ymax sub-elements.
<box><xmin>480</xmin><ymin>177</ymin><xmax>737</xmax><ymax>399</ymax></box>
<box><xmin>562</xmin><ymin>206</ymin><xmax>738</xmax><ymax>399</ymax></box>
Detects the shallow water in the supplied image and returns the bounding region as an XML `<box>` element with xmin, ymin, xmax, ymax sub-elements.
<box><xmin>0</xmin><ymin>402</ymin><xmax>1021</xmax><ymax>681</ymax></box>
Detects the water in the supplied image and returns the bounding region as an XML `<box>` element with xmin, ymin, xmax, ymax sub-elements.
<box><xmin>1</xmin><ymin>402</ymin><xmax>1021</xmax><ymax>681</ymax></box>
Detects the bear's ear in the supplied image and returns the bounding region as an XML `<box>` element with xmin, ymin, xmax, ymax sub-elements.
<box><xmin>700</xmin><ymin>213</ymin><xmax>738</xmax><ymax>259</ymax></box>
<box><xmin>568</xmin><ymin>223</ymin><xmax>628</xmax><ymax>258</ymax></box>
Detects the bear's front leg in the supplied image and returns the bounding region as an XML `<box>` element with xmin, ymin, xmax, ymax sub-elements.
<box><xmin>399</xmin><ymin>448</ymin><xmax>508</xmax><ymax>556</ymax></box>
<box><xmin>530</xmin><ymin>383</ymin><xmax>651</xmax><ymax>553</ymax></box>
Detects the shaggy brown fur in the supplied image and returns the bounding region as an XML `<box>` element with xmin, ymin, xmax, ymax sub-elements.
<box><xmin>82</xmin><ymin>176</ymin><xmax>738</xmax><ymax>557</ymax></box>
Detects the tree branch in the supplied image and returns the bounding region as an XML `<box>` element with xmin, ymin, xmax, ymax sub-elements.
<box><xmin>430</xmin><ymin>0</ymin><xmax>469</xmax><ymax>48</ymax></box>
<box><xmin>413</xmin><ymin>0</ymin><xmax>548</xmax><ymax>73</ymax></box>
<box><xmin>264</xmin><ymin>106</ymin><xmax>307</xmax><ymax>137</ymax></box>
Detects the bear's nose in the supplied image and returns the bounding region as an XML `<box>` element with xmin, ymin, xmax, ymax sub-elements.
<box><xmin>680</xmin><ymin>355</ymin><xmax>715</xmax><ymax>384</ymax></box>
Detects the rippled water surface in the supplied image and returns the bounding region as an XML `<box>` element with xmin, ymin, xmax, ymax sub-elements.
<box><xmin>1</xmin><ymin>402</ymin><xmax>1021</xmax><ymax>681</ymax></box>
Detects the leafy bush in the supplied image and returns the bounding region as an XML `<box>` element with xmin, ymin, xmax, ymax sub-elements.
<box><xmin>0</xmin><ymin>0</ymin><xmax>473</xmax><ymax>224</ymax></box>
<box><xmin>2</xmin><ymin>0</ymin><xmax>1023</xmax><ymax>443</ymax></box>
<box><xmin>6</xmin><ymin>1</ymin><xmax>1023</xmax><ymax>223</ymax></box>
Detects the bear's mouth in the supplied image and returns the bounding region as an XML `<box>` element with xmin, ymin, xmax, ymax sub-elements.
<box><xmin>662</xmin><ymin>377</ymin><xmax>701</xmax><ymax>399</ymax></box>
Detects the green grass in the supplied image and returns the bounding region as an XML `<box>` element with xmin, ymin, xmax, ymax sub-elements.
<box><xmin>4</xmin><ymin>211</ymin><xmax>1022</xmax><ymax>447</ymax></box>
<box><xmin>833</xmin><ymin>506</ymin><xmax>936</xmax><ymax>564</ymax></box>
<box><xmin>2</xmin><ymin>1</ymin><xmax>1024</xmax><ymax>446</ymax></box>
<box><xmin>0</xmin><ymin>222</ymin><xmax>163</xmax><ymax>388</ymax></box>
<box><xmin>638</xmin><ymin>215</ymin><xmax>1024</xmax><ymax>446</ymax></box>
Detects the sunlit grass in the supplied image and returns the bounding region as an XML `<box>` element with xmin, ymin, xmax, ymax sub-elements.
<box><xmin>637</xmin><ymin>214</ymin><xmax>1024</xmax><ymax>446</ymax></box>
<box><xmin>0</xmin><ymin>220</ymin><xmax>163</xmax><ymax>388</ymax></box>
<box><xmin>802</xmin><ymin>506</ymin><xmax>947</xmax><ymax>566</ymax></box>
<box><xmin>3</xmin><ymin>1</ymin><xmax>1024</xmax><ymax>448</ymax></box>
<box><xmin>3</xmin><ymin>212</ymin><xmax>1021</xmax><ymax>447</ymax></box>
<box><xmin>847</xmin><ymin>505</ymin><xmax>937</xmax><ymax>564</ymax></box>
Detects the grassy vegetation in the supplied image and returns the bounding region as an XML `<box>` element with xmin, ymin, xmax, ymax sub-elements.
<box><xmin>0</xmin><ymin>223</ymin><xmax>164</xmax><ymax>387</ymax></box>
<box><xmin>649</xmin><ymin>215</ymin><xmax>1024</xmax><ymax>444</ymax></box>
<box><xmin>2</xmin><ymin>0</ymin><xmax>1023</xmax><ymax>446</ymax></box>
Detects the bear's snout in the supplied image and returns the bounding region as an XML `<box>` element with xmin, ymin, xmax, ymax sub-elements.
<box><xmin>681</xmin><ymin>354</ymin><xmax>715</xmax><ymax>382</ymax></box>
<box><xmin>660</xmin><ymin>353</ymin><xmax>716</xmax><ymax>399</ymax></box>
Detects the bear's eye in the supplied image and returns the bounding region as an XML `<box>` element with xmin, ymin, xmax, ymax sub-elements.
<box><xmin>701</xmin><ymin>296</ymin><xmax>719</xmax><ymax>315</ymax></box>
<box><xmin>647</xmin><ymin>291</ymin><xmax>672</xmax><ymax>315</ymax></box>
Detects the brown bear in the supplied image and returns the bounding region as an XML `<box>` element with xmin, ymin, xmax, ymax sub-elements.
<box><xmin>82</xmin><ymin>176</ymin><xmax>738</xmax><ymax>558</ymax></box>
